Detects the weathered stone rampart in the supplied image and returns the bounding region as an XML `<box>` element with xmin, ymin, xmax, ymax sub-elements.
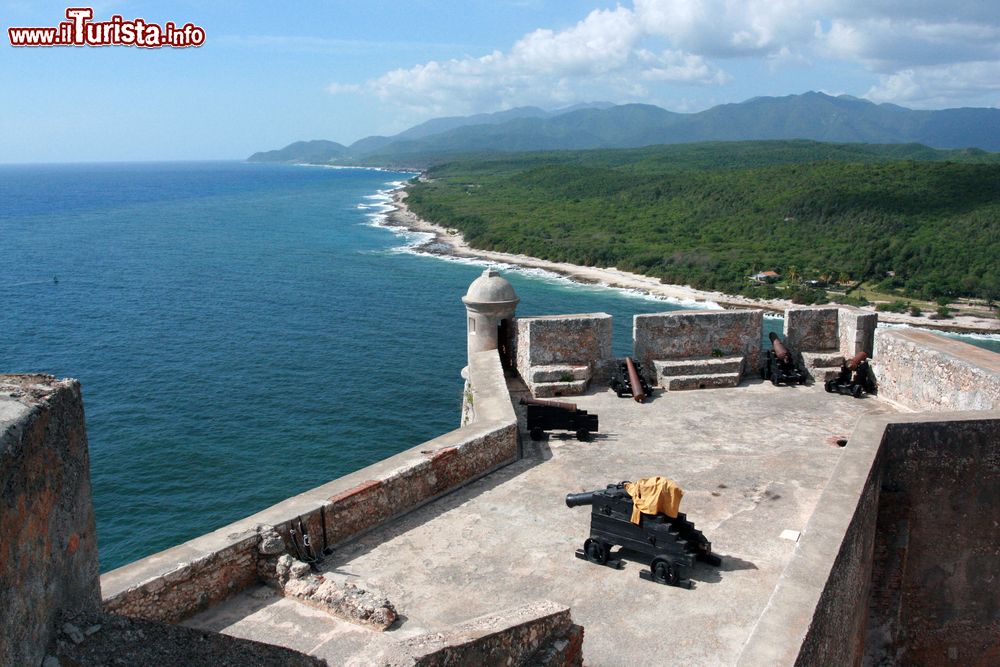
<box><xmin>376</xmin><ymin>601</ymin><xmax>583</xmax><ymax>666</ymax></box>
<box><xmin>1</xmin><ymin>375</ymin><xmax>101</xmax><ymax>667</ymax></box>
<box><xmin>783</xmin><ymin>306</ymin><xmax>840</xmax><ymax>353</ymax></box>
<box><xmin>102</xmin><ymin>349</ymin><xmax>519</xmax><ymax>624</ymax></box>
<box><xmin>874</xmin><ymin>328</ymin><xmax>1000</xmax><ymax>411</ymax></box>
<box><xmin>837</xmin><ymin>307</ymin><xmax>877</xmax><ymax>359</ymax></box>
<box><xmin>738</xmin><ymin>410</ymin><xmax>1000</xmax><ymax>667</ymax></box>
<box><xmin>513</xmin><ymin>313</ymin><xmax>612</xmax><ymax>396</ymax></box>
<box><xmin>634</xmin><ymin>309</ymin><xmax>763</xmax><ymax>374</ymax></box>
<box><xmin>865</xmin><ymin>417</ymin><xmax>1000</xmax><ymax>665</ymax></box>
<box><xmin>783</xmin><ymin>305</ymin><xmax>877</xmax><ymax>358</ymax></box>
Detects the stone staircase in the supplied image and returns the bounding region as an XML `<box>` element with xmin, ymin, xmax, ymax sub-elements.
<box><xmin>527</xmin><ymin>364</ymin><xmax>591</xmax><ymax>398</ymax></box>
<box><xmin>799</xmin><ymin>350</ymin><xmax>844</xmax><ymax>382</ymax></box>
<box><xmin>653</xmin><ymin>355</ymin><xmax>745</xmax><ymax>391</ymax></box>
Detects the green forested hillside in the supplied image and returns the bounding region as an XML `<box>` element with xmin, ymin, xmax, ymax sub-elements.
<box><xmin>405</xmin><ymin>141</ymin><xmax>1000</xmax><ymax>300</ymax></box>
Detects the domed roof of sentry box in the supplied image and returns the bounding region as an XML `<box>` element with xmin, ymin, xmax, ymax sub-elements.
<box><xmin>462</xmin><ymin>268</ymin><xmax>519</xmax><ymax>307</ymax></box>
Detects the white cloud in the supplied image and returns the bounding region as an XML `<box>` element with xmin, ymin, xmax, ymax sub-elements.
<box><xmin>329</xmin><ymin>5</ymin><xmax>728</xmax><ymax>115</ymax></box>
<box><xmin>818</xmin><ymin>18</ymin><xmax>1000</xmax><ymax>70</ymax></box>
<box><xmin>508</xmin><ymin>6</ymin><xmax>640</xmax><ymax>75</ymax></box>
<box><xmin>867</xmin><ymin>62</ymin><xmax>1000</xmax><ymax>107</ymax></box>
<box><xmin>633</xmin><ymin>0</ymin><xmax>816</xmax><ymax>58</ymax></box>
<box><xmin>328</xmin><ymin>0</ymin><xmax>1000</xmax><ymax>113</ymax></box>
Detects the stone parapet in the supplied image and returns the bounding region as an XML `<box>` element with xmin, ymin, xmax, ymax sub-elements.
<box><xmin>837</xmin><ymin>307</ymin><xmax>877</xmax><ymax>359</ymax></box>
<box><xmin>102</xmin><ymin>351</ymin><xmax>519</xmax><ymax>624</ymax></box>
<box><xmin>738</xmin><ymin>411</ymin><xmax>1000</xmax><ymax>667</ymax></box>
<box><xmin>1</xmin><ymin>375</ymin><xmax>101</xmax><ymax>667</ymax></box>
<box><xmin>378</xmin><ymin>600</ymin><xmax>583</xmax><ymax>666</ymax></box>
<box><xmin>783</xmin><ymin>306</ymin><xmax>839</xmax><ymax>353</ymax></box>
<box><xmin>513</xmin><ymin>313</ymin><xmax>612</xmax><ymax>396</ymax></box>
<box><xmin>873</xmin><ymin>328</ymin><xmax>1000</xmax><ymax>411</ymax></box>
<box><xmin>634</xmin><ymin>309</ymin><xmax>763</xmax><ymax>375</ymax></box>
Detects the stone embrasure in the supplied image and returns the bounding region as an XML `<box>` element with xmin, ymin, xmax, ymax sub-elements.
<box><xmin>662</xmin><ymin>372</ymin><xmax>742</xmax><ymax>391</ymax></box>
<box><xmin>654</xmin><ymin>355</ymin><xmax>744</xmax><ymax>378</ymax></box>
<box><xmin>529</xmin><ymin>365</ymin><xmax>591</xmax><ymax>383</ymax></box>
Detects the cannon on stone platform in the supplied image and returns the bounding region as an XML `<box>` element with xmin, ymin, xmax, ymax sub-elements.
<box><xmin>825</xmin><ymin>351</ymin><xmax>877</xmax><ymax>398</ymax></box>
<box><xmin>566</xmin><ymin>480</ymin><xmax>721</xmax><ymax>587</ymax></box>
<box><xmin>761</xmin><ymin>332</ymin><xmax>806</xmax><ymax>386</ymax></box>
<box><xmin>610</xmin><ymin>357</ymin><xmax>653</xmax><ymax>402</ymax></box>
<box><xmin>521</xmin><ymin>397</ymin><xmax>598</xmax><ymax>441</ymax></box>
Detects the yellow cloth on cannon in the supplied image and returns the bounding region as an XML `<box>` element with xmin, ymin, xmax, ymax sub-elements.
<box><xmin>624</xmin><ymin>477</ymin><xmax>683</xmax><ymax>524</ymax></box>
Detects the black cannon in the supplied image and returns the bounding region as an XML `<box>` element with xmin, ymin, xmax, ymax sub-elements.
<box><xmin>825</xmin><ymin>351</ymin><xmax>877</xmax><ymax>398</ymax></box>
<box><xmin>610</xmin><ymin>357</ymin><xmax>654</xmax><ymax>401</ymax></box>
<box><xmin>761</xmin><ymin>332</ymin><xmax>806</xmax><ymax>386</ymax></box>
<box><xmin>521</xmin><ymin>397</ymin><xmax>598</xmax><ymax>441</ymax></box>
<box><xmin>567</xmin><ymin>482</ymin><xmax>721</xmax><ymax>587</ymax></box>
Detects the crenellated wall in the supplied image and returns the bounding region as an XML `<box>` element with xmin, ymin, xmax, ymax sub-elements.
<box><xmin>7</xmin><ymin>304</ymin><xmax>1000</xmax><ymax>667</ymax></box>
<box><xmin>513</xmin><ymin>313</ymin><xmax>612</xmax><ymax>396</ymax></box>
<box><xmin>1</xmin><ymin>375</ymin><xmax>101</xmax><ymax>667</ymax></box>
<box><xmin>837</xmin><ymin>307</ymin><xmax>877</xmax><ymax>359</ymax></box>
<box><xmin>783</xmin><ymin>306</ymin><xmax>840</xmax><ymax>353</ymax></box>
<box><xmin>634</xmin><ymin>309</ymin><xmax>763</xmax><ymax>373</ymax></box>
<box><xmin>781</xmin><ymin>306</ymin><xmax>877</xmax><ymax>359</ymax></box>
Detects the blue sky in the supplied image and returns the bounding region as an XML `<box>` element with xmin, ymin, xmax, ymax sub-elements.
<box><xmin>3</xmin><ymin>1</ymin><xmax>1000</xmax><ymax>162</ymax></box>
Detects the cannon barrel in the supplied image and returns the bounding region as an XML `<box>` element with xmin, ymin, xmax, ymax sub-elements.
<box><xmin>566</xmin><ymin>491</ymin><xmax>598</xmax><ymax>508</ymax></box>
<box><xmin>520</xmin><ymin>396</ymin><xmax>578</xmax><ymax>411</ymax></box>
<box><xmin>625</xmin><ymin>356</ymin><xmax>646</xmax><ymax>403</ymax></box>
<box><xmin>768</xmin><ymin>331</ymin><xmax>792</xmax><ymax>363</ymax></box>
<box><xmin>846</xmin><ymin>351</ymin><xmax>868</xmax><ymax>371</ymax></box>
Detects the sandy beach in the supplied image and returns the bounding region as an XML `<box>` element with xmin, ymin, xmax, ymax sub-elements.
<box><xmin>385</xmin><ymin>188</ymin><xmax>1000</xmax><ymax>335</ymax></box>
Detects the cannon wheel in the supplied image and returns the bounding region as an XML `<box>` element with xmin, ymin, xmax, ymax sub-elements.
<box><xmin>576</xmin><ymin>429</ymin><xmax>590</xmax><ymax>442</ymax></box>
<box><xmin>649</xmin><ymin>556</ymin><xmax>679</xmax><ymax>586</ymax></box>
<box><xmin>583</xmin><ymin>538</ymin><xmax>608</xmax><ymax>565</ymax></box>
<box><xmin>529</xmin><ymin>427</ymin><xmax>544</xmax><ymax>441</ymax></box>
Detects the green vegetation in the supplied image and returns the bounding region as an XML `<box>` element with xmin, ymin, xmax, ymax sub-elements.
<box><xmin>406</xmin><ymin>141</ymin><xmax>1000</xmax><ymax>301</ymax></box>
<box><xmin>876</xmin><ymin>300</ymin><xmax>910</xmax><ymax>313</ymax></box>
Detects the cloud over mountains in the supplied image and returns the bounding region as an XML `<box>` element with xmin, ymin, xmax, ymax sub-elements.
<box><xmin>328</xmin><ymin>0</ymin><xmax>1000</xmax><ymax>113</ymax></box>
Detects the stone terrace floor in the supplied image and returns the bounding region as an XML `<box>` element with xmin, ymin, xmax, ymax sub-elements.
<box><xmin>186</xmin><ymin>377</ymin><xmax>895</xmax><ymax>666</ymax></box>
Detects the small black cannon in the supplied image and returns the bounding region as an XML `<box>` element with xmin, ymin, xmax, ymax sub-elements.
<box><xmin>567</xmin><ymin>482</ymin><xmax>721</xmax><ymax>587</ymax></box>
<box><xmin>521</xmin><ymin>397</ymin><xmax>598</xmax><ymax>441</ymax></box>
<box><xmin>761</xmin><ymin>332</ymin><xmax>806</xmax><ymax>386</ymax></box>
<box><xmin>825</xmin><ymin>351</ymin><xmax>877</xmax><ymax>398</ymax></box>
<box><xmin>610</xmin><ymin>357</ymin><xmax>654</xmax><ymax>401</ymax></box>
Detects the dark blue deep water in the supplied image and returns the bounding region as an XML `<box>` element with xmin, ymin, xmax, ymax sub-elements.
<box><xmin>2</xmin><ymin>162</ymin><xmax>996</xmax><ymax>572</ymax></box>
<box><xmin>0</xmin><ymin>162</ymin><xmax>698</xmax><ymax>571</ymax></box>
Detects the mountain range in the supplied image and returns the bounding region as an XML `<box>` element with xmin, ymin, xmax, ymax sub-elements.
<box><xmin>248</xmin><ymin>92</ymin><xmax>1000</xmax><ymax>167</ymax></box>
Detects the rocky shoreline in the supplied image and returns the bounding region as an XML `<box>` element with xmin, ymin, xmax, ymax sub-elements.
<box><xmin>385</xmin><ymin>187</ymin><xmax>1000</xmax><ymax>336</ymax></box>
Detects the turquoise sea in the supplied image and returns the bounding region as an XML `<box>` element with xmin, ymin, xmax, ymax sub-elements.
<box><xmin>2</xmin><ymin>162</ymin><xmax>997</xmax><ymax>572</ymax></box>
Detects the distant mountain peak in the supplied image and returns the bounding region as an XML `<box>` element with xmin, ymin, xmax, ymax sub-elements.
<box><xmin>249</xmin><ymin>92</ymin><xmax>1000</xmax><ymax>166</ymax></box>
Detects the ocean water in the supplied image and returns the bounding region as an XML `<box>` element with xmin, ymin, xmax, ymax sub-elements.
<box><xmin>2</xmin><ymin>162</ymin><xmax>996</xmax><ymax>572</ymax></box>
<box><xmin>0</xmin><ymin>162</ymin><xmax>697</xmax><ymax>572</ymax></box>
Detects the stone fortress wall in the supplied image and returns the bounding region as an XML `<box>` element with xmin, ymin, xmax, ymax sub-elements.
<box><xmin>1</xmin><ymin>376</ymin><xmax>101</xmax><ymax>667</ymax></box>
<box><xmin>4</xmin><ymin>268</ymin><xmax>1000</xmax><ymax>665</ymax></box>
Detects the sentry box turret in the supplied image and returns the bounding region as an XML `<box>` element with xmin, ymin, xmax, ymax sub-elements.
<box><xmin>567</xmin><ymin>480</ymin><xmax>721</xmax><ymax>587</ymax></box>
